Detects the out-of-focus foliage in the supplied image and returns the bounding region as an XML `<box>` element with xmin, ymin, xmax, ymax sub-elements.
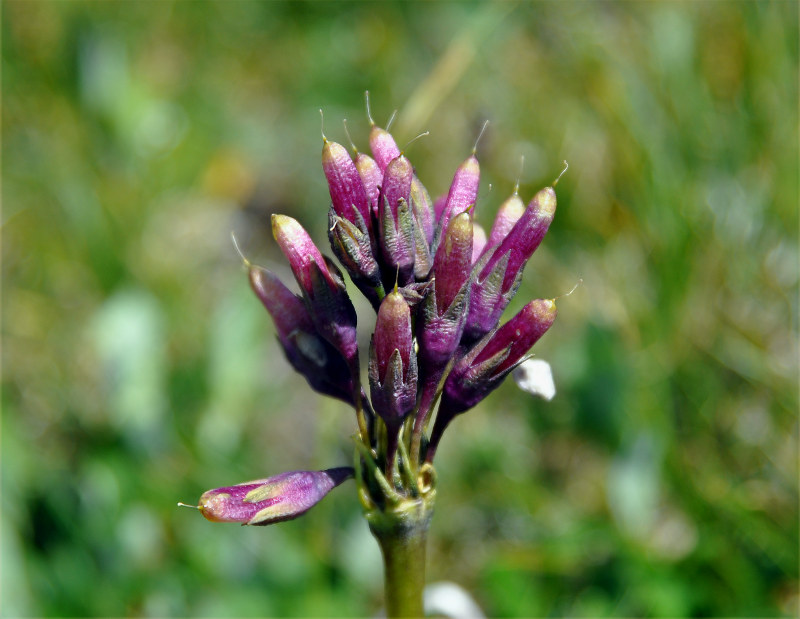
<box><xmin>2</xmin><ymin>1</ymin><xmax>797</xmax><ymax>616</ymax></box>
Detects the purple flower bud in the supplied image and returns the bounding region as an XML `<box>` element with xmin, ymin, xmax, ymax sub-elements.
<box><xmin>418</xmin><ymin>213</ymin><xmax>473</xmax><ymax>368</ymax></box>
<box><xmin>354</xmin><ymin>152</ymin><xmax>382</xmax><ymax>222</ymax></box>
<box><xmin>425</xmin><ymin>299</ymin><xmax>556</xmax><ymax>461</ymax></box>
<box><xmin>471</xmin><ymin>223</ymin><xmax>487</xmax><ymax>264</ymax></box>
<box><xmin>435</xmin><ymin>155</ymin><xmax>480</xmax><ymax>248</ymax></box>
<box><xmin>328</xmin><ymin>209</ymin><xmax>383</xmax><ymax>309</ymax></box>
<box><xmin>378</xmin><ymin>156</ymin><xmax>417</xmax><ymax>286</ymax></box>
<box><xmin>198</xmin><ymin>467</ymin><xmax>353</xmax><ymax>526</ymax></box>
<box><xmin>486</xmin><ymin>192</ymin><xmax>525</xmax><ymax>251</ymax></box>
<box><xmin>369</xmin><ymin>124</ymin><xmax>401</xmax><ymax>171</ymax></box>
<box><xmin>432</xmin><ymin>212</ymin><xmax>473</xmax><ymax>315</ymax></box>
<box><xmin>369</xmin><ymin>291</ymin><xmax>417</xmax><ymax>426</ymax></box>
<box><xmin>249</xmin><ymin>265</ymin><xmax>354</xmax><ymax>403</ymax></box>
<box><xmin>272</xmin><ymin>214</ymin><xmax>359</xmax><ymax>367</ymax></box>
<box><xmin>433</xmin><ymin>194</ymin><xmax>446</xmax><ymax>221</ymax></box>
<box><xmin>464</xmin><ymin>187</ymin><xmax>556</xmax><ymax>341</ymax></box>
<box><xmin>380</xmin><ymin>155</ymin><xmax>414</xmax><ymax>222</ymax></box>
<box><xmin>322</xmin><ymin>139</ymin><xmax>371</xmax><ymax>234</ymax></box>
<box><xmin>411</xmin><ymin>177</ymin><xmax>435</xmax><ymax>246</ymax></box>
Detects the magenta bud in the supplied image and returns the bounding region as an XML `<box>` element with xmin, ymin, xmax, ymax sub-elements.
<box><xmin>198</xmin><ymin>467</ymin><xmax>354</xmax><ymax>526</ymax></box>
<box><xmin>369</xmin><ymin>124</ymin><xmax>401</xmax><ymax>171</ymax></box>
<box><xmin>471</xmin><ymin>223</ymin><xmax>487</xmax><ymax>264</ymax></box>
<box><xmin>322</xmin><ymin>139</ymin><xmax>371</xmax><ymax>234</ymax></box>
<box><xmin>486</xmin><ymin>192</ymin><xmax>525</xmax><ymax>250</ymax></box>
<box><xmin>272</xmin><ymin>214</ymin><xmax>359</xmax><ymax>367</ymax></box>
<box><xmin>354</xmin><ymin>152</ymin><xmax>383</xmax><ymax>221</ymax></box>
<box><xmin>369</xmin><ymin>291</ymin><xmax>418</xmax><ymax>428</ymax></box>
<box><xmin>432</xmin><ymin>299</ymin><xmax>556</xmax><ymax>441</ymax></box>
<box><xmin>249</xmin><ymin>265</ymin><xmax>354</xmax><ymax>403</ymax></box>
<box><xmin>436</xmin><ymin>154</ymin><xmax>480</xmax><ymax>247</ymax></box>
<box><xmin>380</xmin><ymin>155</ymin><xmax>414</xmax><ymax>221</ymax></box>
<box><xmin>432</xmin><ymin>212</ymin><xmax>473</xmax><ymax>314</ymax></box>
<box><xmin>464</xmin><ymin>187</ymin><xmax>556</xmax><ymax>341</ymax></box>
<box><xmin>411</xmin><ymin>177</ymin><xmax>435</xmax><ymax>246</ymax></box>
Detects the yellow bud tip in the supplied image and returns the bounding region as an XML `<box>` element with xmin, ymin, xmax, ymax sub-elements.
<box><xmin>536</xmin><ymin>187</ymin><xmax>557</xmax><ymax>215</ymax></box>
<box><xmin>230</xmin><ymin>231</ymin><xmax>251</xmax><ymax>268</ymax></box>
<box><xmin>365</xmin><ymin>91</ymin><xmax>375</xmax><ymax>126</ymax></box>
<box><xmin>319</xmin><ymin>108</ymin><xmax>327</xmax><ymax>143</ymax></box>
<box><xmin>177</xmin><ymin>502</ymin><xmax>200</xmax><ymax>510</ymax></box>
<box><xmin>472</xmin><ymin>119</ymin><xmax>489</xmax><ymax>154</ymax></box>
<box><xmin>552</xmin><ymin>160</ymin><xmax>568</xmax><ymax>187</ymax></box>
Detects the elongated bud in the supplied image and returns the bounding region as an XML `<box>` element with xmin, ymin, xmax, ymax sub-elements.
<box><xmin>198</xmin><ymin>467</ymin><xmax>353</xmax><ymax>525</ymax></box>
<box><xmin>369</xmin><ymin>290</ymin><xmax>418</xmax><ymax>429</ymax></box>
<box><xmin>411</xmin><ymin>177</ymin><xmax>435</xmax><ymax>245</ymax></box>
<box><xmin>471</xmin><ymin>223</ymin><xmax>487</xmax><ymax>264</ymax></box>
<box><xmin>433</xmin><ymin>212</ymin><xmax>473</xmax><ymax>314</ymax></box>
<box><xmin>373</xmin><ymin>290</ymin><xmax>413</xmax><ymax>383</ymax></box>
<box><xmin>486</xmin><ymin>192</ymin><xmax>525</xmax><ymax>250</ymax></box>
<box><xmin>435</xmin><ymin>154</ymin><xmax>480</xmax><ymax>246</ymax></box>
<box><xmin>369</xmin><ymin>124</ymin><xmax>401</xmax><ymax>171</ymax></box>
<box><xmin>322</xmin><ymin>139</ymin><xmax>372</xmax><ymax>234</ymax></box>
<box><xmin>426</xmin><ymin>299</ymin><xmax>557</xmax><ymax>461</ymax></box>
<box><xmin>380</xmin><ymin>155</ymin><xmax>414</xmax><ymax>221</ymax></box>
<box><xmin>464</xmin><ymin>187</ymin><xmax>556</xmax><ymax>341</ymax></box>
<box><xmin>249</xmin><ymin>266</ymin><xmax>354</xmax><ymax>403</ymax></box>
<box><xmin>354</xmin><ymin>152</ymin><xmax>383</xmax><ymax>221</ymax></box>
<box><xmin>272</xmin><ymin>214</ymin><xmax>359</xmax><ymax>367</ymax></box>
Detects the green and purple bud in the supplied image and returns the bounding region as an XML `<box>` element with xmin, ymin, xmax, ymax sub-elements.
<box><xmin>368</xmin><ymin>290</ymin><xmax>418</xmax><ymax>427</ymax></box>
<box><xmin>322</xmin><ymin>138</ymin><xmax>371</xmax><ymax>234</ymax></box>
<box><xmin>197</xmin><ymin>467</ymin><xmax>354</xmax><ymax>525</ymax></box>
<box><xmin>328</xmin><ymin>209</ymin><xmax>384</xmax><ymax>309</ymax></box>
<box><xmin>418</xmin><ymin>212</ymin><xmax>473</xmax><ymax>368</ymax></box>
<box><xmin>464</xmin><ymin>187</ymin><xmax>556</xmax><ymax>341</ymax></box>
<box><xmin>378</xmin><ymin>155</ymin><xmax>417</xmax><ymax>286</ymax></box>
<box><xmin>272</xmin><ymin>214</ymin><xmax>359</xmax><ymax>367</ymax></box>
<box><xmin>250</xmin><ymin>265</ymin><xmax>354</xmax><ymax>403</ymax></box>
<box><xmin>426</xmin><ymin>299</ymin><xmax>557</xmax><ymax>461</ymax></box>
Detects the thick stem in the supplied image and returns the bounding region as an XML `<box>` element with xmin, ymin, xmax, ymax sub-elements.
<box><xmin>368</xmin><ymin>498</ymin><xmax>433</xmax><ymax>618</ymax></box>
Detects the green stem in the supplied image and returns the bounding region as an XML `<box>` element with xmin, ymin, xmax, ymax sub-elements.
<box><xmin>368</xmin><ymin>498</ymin><xmax>434</xmax><ymax>618</ymax></box>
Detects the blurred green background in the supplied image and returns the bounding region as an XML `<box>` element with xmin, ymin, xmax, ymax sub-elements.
<box><xmin>3</xmin><ymin>1</ymin><xmax>797</xmax><ymax>616</ymax></box>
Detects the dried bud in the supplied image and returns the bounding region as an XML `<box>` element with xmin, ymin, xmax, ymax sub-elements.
<box><xmin>322</xmin><ymin>138</ymin><xmax>371</xmax><ymax>234</ymax></box>
<box><xmin>198</xmin><ymin>467</ymin><xmax>353</xmax><ymax>525</ymax></box>
<box><xmin>250</xmin><ymin>265</ymin><xmax>354</xmax><ymax>403</ymax></box>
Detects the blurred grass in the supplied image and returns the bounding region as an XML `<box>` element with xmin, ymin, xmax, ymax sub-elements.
<box><xmin>2</xmin><ymin>1</ymin><xmax>798</xmax><ymax>617</ymax></box>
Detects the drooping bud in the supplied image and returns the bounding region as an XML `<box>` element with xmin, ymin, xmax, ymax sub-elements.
<box><xmin>369</xmin><ymin>124</ymin><xmax>401</xmax><ymax>171</ymax></box>
<box><xmin>463</xmin><ymin>187</ymin><xmax>556</xmax><ymax>341</ymax></box>
<box><xmin>198</xmin><ymin>467</ymin><xmax>354</xmax><ymax>525</ymax></box>
<box><xmin>328</xmin><ymin>209</ymin><xmax>384</xmax><ymax>309</ymax></box>
<box><xmin>434</xmin><ymin>154</ymin><xmax>480</xmax><ymax>252</ymax></box>
<box><xmin>272</xmin><ymin>214</ymin><xmax>359</xmax><ymax>368</ymax></box>
<box><xmin>369</xmin><ymin>290</ymin><xmax>417</xmax><ymax>426</ymax></box>
<box><xmin>322</xmin><ymin>138</ymin><xmax>371</xmax><ymax>234</ymax></box>
<box><xmin>250</xmin><ymin>266</ymin><xmax>354</xmax><ymax>403</ymax></box>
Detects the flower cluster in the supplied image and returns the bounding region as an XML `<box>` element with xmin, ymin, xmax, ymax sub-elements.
<box><xmin>190</xmin><ymin>103</ymin><xmax>559</xmax><ymax>525</ymax></box>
